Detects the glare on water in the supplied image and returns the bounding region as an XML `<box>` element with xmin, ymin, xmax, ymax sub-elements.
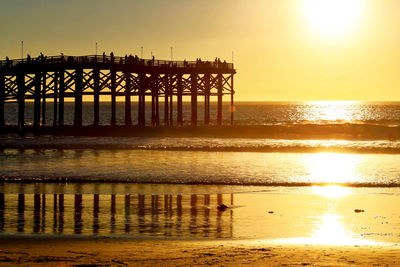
<box><xmin>312</xmin><ymin>185</ymin><xmax>350</xmax><ymax>198</ymax></box>
<box><xmin>304</xmin><ymin>153</ymin><xmax>361</xmax><ymax>184</ymax></box>
<box><xmin>303</xmin><ymin>101</ymin><xmax>361</xmax><ymax>122</ymax></box>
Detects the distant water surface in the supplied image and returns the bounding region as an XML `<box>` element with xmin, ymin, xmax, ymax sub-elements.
<box><xmin>4</xmin><ymin>101</ymin><xmax>400</xmax><ymax>126</ymax></box>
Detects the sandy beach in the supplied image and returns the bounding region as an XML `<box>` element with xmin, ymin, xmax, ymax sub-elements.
<box><xmin>0</xmin><ymin>237</ymin><xmax>399</xmax><ymax>266</ymax></box>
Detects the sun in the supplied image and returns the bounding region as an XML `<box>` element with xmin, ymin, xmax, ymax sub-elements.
<box><xmin>302</xmin><ymin>0</ymin><xmax>364</xmax><ymax>38</ymax></box>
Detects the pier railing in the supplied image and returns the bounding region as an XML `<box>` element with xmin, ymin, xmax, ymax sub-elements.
<box><xmin>0</xmin><ymin>55</ymin><xmax>234</xmax><ymax>70</ymax></box>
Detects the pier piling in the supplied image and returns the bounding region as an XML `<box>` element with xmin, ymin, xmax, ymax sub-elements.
<box><xmin>53</xmin><ymin>72</ymin><xmax>58</xmax><ymax>126</ymax></box>
<box><xmin>164</xmin><ymin>75</ymin><xmax>169</xmax><ymax>125</ymax></box>
<box><xmin>204</xmin><ymin>73</ymin><xmax>210</xmax><ymax>125</ymax></box>
<box><xmin>33</xmin><ymin>72</ymin><xmax>41</xmax><ymax>131</ymax></box>
<box><xmin>191</xmin><ymin>73</ymin><xmax>197</xmax><ymax>126</ymax></box>
<box><xmin>17</xmin><ymin>72</ymin><xmax>25</xmax><ymax>133</ymax></box>
<box><xmin>0</xmin><ymin>74</ymin><xmax>4</xmax><ymax>130</ymax></box>
<box><xmin>177</xmin><ymin>74</ymin><xmax>183</xmax><ymax>126</ymax></box>
<box><xmin>217</xmin><ymin>73</ymin><xmax>223</xmax><ymax>126</ymax></box>
<box><xmin>93</xmin><ymin>68</ymin><xmax>100</xmax><ymax>126</ymax></box>
<box><xmin>58</xmin><ymin>70</ymin><xmax>65</xmax><ymax>126</ymax></box>
<box><xmin>74</xmin><ymin>68</ymin><xmax>83</xmax><ymax>127</ymax></box>
<box><xmin>110</xmin><ymin>69</ymin><xmax>117</xmax><ymax>126</ymax></box>
<box><xmin>41</xmin><ymin>72</ymin><xmax>46</xmax><ymax>126</ymax></box>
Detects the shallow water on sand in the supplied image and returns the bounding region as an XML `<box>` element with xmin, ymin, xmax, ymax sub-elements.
<box><xmin>0</xmin><ymin>183</ymin><xmax>399</xmax><ymax>246</ymax></box>
<box><xmin>1</xmin><ymin>149</ymin><xmax>400</xmax><ymax>186</ymax></box>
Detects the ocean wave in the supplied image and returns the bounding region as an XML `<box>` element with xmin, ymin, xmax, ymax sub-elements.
<box><xmin>2</xmin><ymin>123</ymin><xmax>400</xmax><ymax>141</ymax></box>
<box><xmin>2</xmin><ymin>175</ymin><xmax>400</xmax><ymax>188</ymax></box>
<box><xmin>1</xmin><ymin>136</ymin><xmax>400</xmax><ymax>154</ymax></box>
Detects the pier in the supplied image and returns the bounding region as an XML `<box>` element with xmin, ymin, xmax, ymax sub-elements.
<box><xmin>0</xmin><ymin>54</ymin><xmax>236</xmax><ymax>133</ymax></box>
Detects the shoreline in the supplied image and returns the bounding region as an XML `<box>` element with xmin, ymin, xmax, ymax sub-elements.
<box><xmin>2</xmin><ymin>178</ymin><xmax>400</xmax><ymax>188</ymax></box>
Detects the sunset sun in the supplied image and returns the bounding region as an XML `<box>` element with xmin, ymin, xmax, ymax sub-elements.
<box><xmin>303</xmin><ymin>0</ymin><xmax>364</xmax><ymax>38</ymax></box>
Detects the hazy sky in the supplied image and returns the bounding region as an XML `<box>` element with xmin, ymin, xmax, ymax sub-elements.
<box><xmin>1</xmin><ymin>0</ymin><xmax>400</xmax><ymax>101</ymax></box>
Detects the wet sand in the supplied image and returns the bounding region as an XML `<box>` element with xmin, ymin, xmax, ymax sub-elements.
<box><xmin>0</xmin><ymin>237</ymin><xmax>399</xmax><ymax>266</ymax></box>
<box><xmin>0</xmin><ymin>184</ymin><xmax>399</xmax><ymax>265</ymax></box>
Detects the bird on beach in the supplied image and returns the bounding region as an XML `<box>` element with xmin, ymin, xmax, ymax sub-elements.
<box><xmin>217</xmin><ymin>204</ymin><xmax>229</xmax><ymax>211</ymax></box>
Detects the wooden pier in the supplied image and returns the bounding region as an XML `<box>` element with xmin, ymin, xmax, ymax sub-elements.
<box><xmin>0</xmin><ymin>54</ymin><xmax>235</xmax><ymax>133</ymax></box>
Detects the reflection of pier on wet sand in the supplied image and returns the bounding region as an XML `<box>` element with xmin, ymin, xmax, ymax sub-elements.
<box><xmin>0</xmin><ymin>190</ymin><xmax>233</xmax><ymax>238</ymax></box>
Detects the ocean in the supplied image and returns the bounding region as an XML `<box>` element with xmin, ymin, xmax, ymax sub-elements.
<box><xmin>4</xmin><ymin>101</ymin><xmax>400</xmax><ymax>126</ymax></box>
<box><xmin>1</xmin><ymin>101</ymin><xmax>400</xmax><ymax>243</ymax></box>
<box><xmin>1</xmin><ymin>101</ymin><xmax>400</xmax><ymax>186</ymax></box>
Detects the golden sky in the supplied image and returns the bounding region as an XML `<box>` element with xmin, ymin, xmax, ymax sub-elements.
<box><xmin>1</xmin><ymin>0</ymin><xmax>400</xmax><ymax>101</ymax></box>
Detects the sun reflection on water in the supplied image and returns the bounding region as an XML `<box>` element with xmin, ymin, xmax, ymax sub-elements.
<box><xmin>312</xmin><ymin>185</ymin><xmax>350</xmax><ymax>198</ymax></box>
<box><xmin>271</xmin><ymin>212</ymin><xmax>378</xmax><ymax>246</ymax></box>
<box><xmin>304</xmin><ymin>101</ymin><xmax>361</xmax><ymax>122</ymax></box>
<box><xmin>278</xmin><ymin>213</ymin><xmax>376</xmax><ymax>246</ymax></box>
<box><xmin>304</xmin><ymin>153</ymin><xmax>361</xmax><ymax>183</ymax></box>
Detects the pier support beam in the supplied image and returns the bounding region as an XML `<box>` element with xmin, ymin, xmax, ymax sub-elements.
<box><xmin>53</xmin><ymin>72</ymin><xmax>58</xmax><ymax>126</ymax></box>
<box><xmin>33</xmin><ymin>72</ymin><xmax>41</xmax><ymax>131</ymax></box>
<box><xmin>151</xmin><ymin>75</ymin><xmax>159</xmax><ymax>126</ymax></box>
<box><xmin>0</xmin><ymin>73</ymin><xmax>4</xmax><ymax>130</ymax></box>
<box><xmin>74</xmin><ymin>69</ymin><xmax>83</xmax><ymax>127</ymax></box>
<box><xmin>93</xmin><ymin>68</ymin><xmax>100</xmax><ymax>126</ymax></box>
<box><xmin>41</xmin><ymin>72</ymin><xmax>46</xmax><ymax>126</ymax></box>
<box><xmin>58</xmin><ymin>70</ymin><xmax>64</xmax><ymax>126</ymax></box>
<box><xmin>230</xmin><ymin>75</ymin><xmax>234</xmax><ymax>125</ymax></box>
<box><xmin>125</xmin><ymin>71</ymin><xmax>132</xmax><ymax>126</ymax></box>
<box><xmin>17</xmin><ymin>73</ymin><xmax>25</xmax><ymax>133</ymax></box>
<box><xmin>156</xmin><ymin>92</ymin><xmax>159</xmax><ymax>126</ymax></box>
<box><xmin>217</xmin><ymin>73</ymin><xmax>223</xmax><ymax>126</ymax></box>
<box><xmin>138</xmin><ymin>73</ymin><xmax>145</xmax><ymax>126</ymax></box>
<box><xmin>124</xmin><ymin>71</ymin><xmax>132</xmax><ymax>126</ymax></box>
<box><xmin>204</xmin><ymin>73</ymin><xmax>210</xmax><ymax>125</ymax></box>
<box><xmin>169</xmin><ymin>75</ymin><xmax>173</xmax><ymax>126</ymax></box>
<box><xmin>191</xmin><ymin>73</ymin><xmax>197</xmax><ymax>126</ymax></box>
<box><xmin>177</xmin><ymin>74</ymin><xmax>183</xmax><ymax>126</ymax></box>
<box><xmin>110</xmin><ymin>69</ymin><xmax>116</xmax><ymax>126</ymax></box>
<box><xmin>164</xmin><ymin>75</ymin><xmax>169</xmax><ymax>126</ymax></box>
